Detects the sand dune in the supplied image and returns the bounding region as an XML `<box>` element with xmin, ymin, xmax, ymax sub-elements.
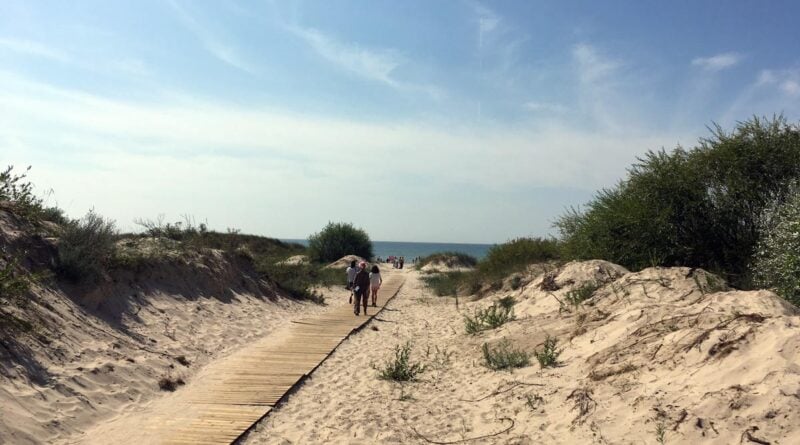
<box><xmin>240</xmin><ymin>263</ymin><xmax>800</xmax><ymax>444</ymax></box>
<box><xmin>3</xmin><ymin>250</ymin><xmax>799</xmax><ymax>443</ymax></box>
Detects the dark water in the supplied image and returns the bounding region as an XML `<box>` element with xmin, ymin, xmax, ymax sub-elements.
<box><xmin>283</xmin><ymin>240</ymin><xmax>495</xmax><ymax>261</ymax></box>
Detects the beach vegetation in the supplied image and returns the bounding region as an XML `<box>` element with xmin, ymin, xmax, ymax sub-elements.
<box><xmin>307</xmin><ymin>222</ymin><xmax>373</xmax><ymax>263</ymax></box>
<box><xmin>416</xmin><ymin>251</ymin><xmax>478</xmax><ymax>269</ymax></box>
<box><xmin>378</xmin><ymin>341</ymin><xmax>426</xmax><ymax>382</ymax></box>
<box><xmin>534</xmin><ymin>335</ymin><xmax>562</xmax><ymax>368</ymax></box>
<box><xmin>482</xmin><ymin>339</ymin><xmax>530</xmax><ymax>370</ymax></box>
<box><xmin>57</xmin><ymin>210</ymin><xmax>117</xmax><ymax>282</ymax></box>
<box><xmin>419</xmin><ymin>270</ymin><xmax>478</xmax><ymax>296</ymax></box>
<box><xmin>419</xmin><ymin>238</ymin><xmax>561</xmax><ymax>297</ymax></box>
<box><xmin>0</xmin><ymin>165</ymin><xmax>46</xmax><ymax>221</ymax></box>
<box><xmin>464</xmin><ymin>300</ymin><xmax>515</xmax><ymax>334</ymax></box>
<box><xmin>751</xmin><ymin>181</ymin><xmax>800</xmax><ymax>305</ymax></box>
<box><xmin>563</xmin><ymin>282</ymin><xmax>599</xmax><ymax>310</ymax></box>
<box><xmin>477</xmin><ymin>237</ymin><xmax>561</xmax><ymax>279</ymax></box>
<box><xmin>556</xmin><ymin>115</ymin><xmax>800</xmax><ymax>289</ymax></box>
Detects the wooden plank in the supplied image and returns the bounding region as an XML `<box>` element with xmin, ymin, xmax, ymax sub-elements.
<box><xmin>158</xmin><ymin>275</ymin><xmax>405</xmax><ymax>444</ymax></box>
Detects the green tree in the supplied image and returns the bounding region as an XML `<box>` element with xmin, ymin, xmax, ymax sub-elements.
<box><xmin>307</xmin><ymin>222</ymin><xmax>373</xmax><ymax>263</ymax></box>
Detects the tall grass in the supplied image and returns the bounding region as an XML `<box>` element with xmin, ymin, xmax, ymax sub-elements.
<box><xmin>57</xmin><ymin>210</ymin><xmax>117</xmax><ymax>282</ymax></box>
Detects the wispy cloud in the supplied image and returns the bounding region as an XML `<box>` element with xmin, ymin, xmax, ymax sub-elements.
<box><xmin>290</xmin><ymin>26</ymin><xmax>441</xmax><ymax>98</ymax></box>
<box><xmin>720</xmin><ymin>68</ymin><xmax>800</xmax><ymax>125</ymax></box>
<box><xmin>0</xmin><ymin>37</ymin><xmax>70</xmax><ymax>62</ymax></box>
<box><xmin>473</xmin><ymin>3</ymin><xmax>500</xmax><ymax>49</ymax></box>
<box><xmin>523</xmin><ymin>101</ymin><xmax>567</xmax><ymax>113</ymax></box>
<box><xmin>691</xmin><ymin>52</ymin><xmax>742</xmax><ymax>71</ymax></box>
<box><xmin>168</xmin><ymin>0</ymin><xmax>255</xmax><ymax>74</ymax></box>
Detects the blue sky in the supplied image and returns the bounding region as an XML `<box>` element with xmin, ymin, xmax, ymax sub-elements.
<box><xmin>2</xmin><ymin>1</ymin><xmax>799</xmax><ymax>243</ymax></box>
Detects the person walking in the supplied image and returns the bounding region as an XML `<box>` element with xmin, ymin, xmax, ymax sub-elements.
<box><xmin>369</xmin><ymin>265</ymin><xmax>382</xmax><ymax>307</ymax></box>
<box><xmin>346</xmin><ymin>260</ymin><xmax>357</xmax><ymax>304</ymax></box>
<box><xmin>353</xmin><ymin>261</ymin><xmax>370</xmax><ymax>315</ymax></box>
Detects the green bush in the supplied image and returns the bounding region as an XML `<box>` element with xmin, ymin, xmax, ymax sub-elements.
<box><xmin>534</xmin><ymin>336</ymin><xmax>561</xmax><ymax>368</ymax></box>
<box><xmin>478</xmin><ymin>237</ymin><xmax>560</xmax><ymax>279</ymax></box>
<box><xmin>57</xmin><ymin>210</ymin><xmax>117</xmax><ymax>281</ymax></box>
<box><xmin>556</xmin><ymin>116</ymin><xmax>800</xmax><ymax>287</ymax></box>
<box><xmin>307</xmin><ymin>222</ymin><xmax>373</xmax><ymax>263</ymax></box>
<box><xmin>255</xmin><ymin>258</ymin><xmax>337</xmax><ymax>304</ymax></box>
<box><xmin>0</xmin><ymin>165</ymin><xmax>45</xmax><ymax>220</ymax></box>
<box><xmin>1</xmin><ymin>249</ymin><xmax>34</xmax><ymax>303</ymax></box>
<box><xmin>416</xmin><ymin>251</ymin><xmax>478</xmax><ymax>269</ymax></box>
<box><xmin>482</xmin><ymin>339</ymin><xmax>530</xmax><ymax>370</ymax></box>
<box><xmin>378</xmin><ymin>342</ymin><xmax>426</xmax><ymax>381</ymax></box>
<box><xmin>419</xmin><ymin>271</ymin><xmax>476</xmax><ymax>296</ymax></box>
<box><xmin>752</xmin><ymin>182</ymin><xmax>800</xmax><ymax>305</ymax></box>
<box><xmin>464</xmin><ymin>301</ymin><xmax>515</xmax><ymax>334</ymax></box>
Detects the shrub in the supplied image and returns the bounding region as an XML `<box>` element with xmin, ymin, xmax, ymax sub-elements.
<box><xmin>482</xmin><ymin>339</ymin><xmax>530</xmax><ymax>370</ymax></box>
<box><xmin>420</xmin><ymin>271</ymin><xmax>475</xmax><ymax>296</ymax></box>
<box><xmin>307</xmin><ymin>222</ymin><xmax>373</xmax><ymax>263</ymax></box>
<box><xmin>563</xmin><ymin>282</ymin><xmax>599</xmax><ymax>310</ymax></box>
<box><xmin>378</xmin><ymin>342</ymin><xmax>426</xmax><ymax>381</ymax></box>
<box><xmin>1</xmin><ymin>250</ymin><xmax>31</xmax><ymax>302</ymax></box>
<box><xmin>57</xmin><ymin>210</ymin><xmax>117</xmax><ymax>281</ymax></box>
<box><xmin>556</xmin><ymin>116</ymin><xmax>800</xmax><ymax>288</ymax></box>
<box><xmin>39</xmin><ymin>206</ymin><xmax>69</xmax><ymax>225</ymax></box>
<box><xmin>478</xmin><ymin>237</ymin><xmax>561</xmax><ymax>279</ymax></box>
<box><xmin>464</xmin><ymin>302</ymin><xmax>515</xmax><ymax>334</ymax></box>
<box><xmin>416</xmin><ymin>251</ymin><xmax>478</xmax><ymax>269</ymax></box>
<box><xmin>0</xmin><ymin>165</ymin><xmax>45</xmax><ymax>220</ymax></box>
<box><xmin>752</xmin><ymin>182</ymin><xmax>800</xmax><ymax>305</ymax></box>
<box><xmin>255</xmin><ymin>258</ymin><xmax>337</xmax><ymax>304</ymax></box>
<box><xmin>534</xmin><ymin>336</ymin><xmax>561</xmax><ymax>368</ymax></box>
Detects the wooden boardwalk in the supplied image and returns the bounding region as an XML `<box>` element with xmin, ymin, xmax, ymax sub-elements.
<box><xmin>160</xmin><ymin>274</ymin><xmax>406</xmax><ymax>445</ymax></box>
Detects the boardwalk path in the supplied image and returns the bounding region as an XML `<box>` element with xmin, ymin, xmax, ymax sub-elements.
<box><xmin>157</xmin><ymin>274</ymin><xmax>406</xmax><ymax>444</ymax></box>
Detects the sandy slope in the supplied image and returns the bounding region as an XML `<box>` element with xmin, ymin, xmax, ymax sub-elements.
<box><xmin>241</xmin><ymin>263</ymin><xmax>800</xmax><ymax>444</ymax></box>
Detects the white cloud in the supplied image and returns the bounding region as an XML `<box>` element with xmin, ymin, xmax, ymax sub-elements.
<box><xmin>168</xmin><ymin>0</ymin><xmax>255</xmax><ymax>74</ymax></box>
<box><xmin>0</xmin><ymin>37</ymin><xmax>70</xmax><ymax>62</ymax></box>
<box><xmin>290</xmin><ymin>26</ymin><xmax>442</xmax><ymax>98</ymax></box>
<box><xmin>291</xmin><ymin>27</ymin><xmax>400</xmax><ymax>85</ymax></box>
<box><xmin>523</xmin><ymin>101</ymin><xmax>567</xmax><ymax>113</ymax></box>
<box><xmin>691</xmin><ymin>52</ymin><xmax>742</xmax><ymax>71</ymax></box>
<box><xmin>781</xmin><ymin>80</ymin><xmax>800</xmax><ymax>96</ymax></box>
<box><xmin>573</xmin><ymin>43</ymin><xmax>619</xmax><ymax>83</ymax></box>
<box><xmin>474</xmin><ymin>3</ymin><xmax>500</xmax><ymax>49</ymax></box>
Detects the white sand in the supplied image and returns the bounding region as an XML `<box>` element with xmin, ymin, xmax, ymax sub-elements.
<box><xmin>240</xmin><ymin>262</ymin><xmax>800</xmax><ymax>444</ymax></box>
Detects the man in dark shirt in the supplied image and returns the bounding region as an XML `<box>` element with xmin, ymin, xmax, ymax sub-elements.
<box><xmin>353</xmin><ymin>261</ymin><xmax>370</xmax><ymax>316</ymax></box>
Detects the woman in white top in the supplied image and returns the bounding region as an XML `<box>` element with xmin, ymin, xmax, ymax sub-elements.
<box><xmin>369</xmin><ymin>265</ymin><xmax>382</xmax><ymax>307</ymax></box>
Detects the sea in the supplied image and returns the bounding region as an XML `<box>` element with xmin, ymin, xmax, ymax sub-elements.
<box><xmin>283</xmin><ymin>240</ymin><xmax>495</xmax><ymax>261</ymax></box>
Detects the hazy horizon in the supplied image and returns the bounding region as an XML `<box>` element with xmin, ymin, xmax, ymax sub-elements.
<box><xmin>3</xmin><ymin>1</ymin><xmax>800</xmax><ymax>244</ymax></box>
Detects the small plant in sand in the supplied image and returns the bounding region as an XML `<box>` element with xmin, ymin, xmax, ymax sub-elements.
<box><xmin>158</xmin><ymin>375</ymin><xmax>186</xmax><ymax>392</ymax></box>
<box><xmin>563</xmin><ymin>282</ymin><xmax>599</xmax><ymax>310</ymax></box>
<box><xmin>482</xmin><ymin>338</ymin><xmax>530</xmax><ymax>370</ymax></box>
<box><xmin>378</xmin><ymin>342</ymin><xmax>426</xmax><ymax>382</ymax></box>
<box><xmin>655</xmin><ymin>419</ymin><xmax>667</xmax><ymax>444</ymax></box>
<box><xmin>533</xmin><ymin>335</ymin><xmax>561</xmax><ymax>368</ymax></box>
<box><xmin>464</xmin><ymin>301</ymin><xmax>516</xmax><ymax>334</ymax></box>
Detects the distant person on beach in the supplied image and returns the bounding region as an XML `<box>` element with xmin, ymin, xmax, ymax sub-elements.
<box><xmin>346</xmin><ymin>260</ymin><xmax>357</xmax><ymax>303</ymax></box>
<box><xmin>399</xmin><ymin>257</ymin><xmax>404</xmax><ymax>269</ymax></box>
<box><xmin>353</xmin><ymin>261</ymin><xmax>370</xmax><ymax>315</ymax></box>
<box><xmin>369</xmin><ymin>265</ymin><xmax>382</xmax><ymax>307</ymax></box>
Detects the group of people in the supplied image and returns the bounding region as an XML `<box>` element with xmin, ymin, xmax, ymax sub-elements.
<box><xmin>345</xmin><ymin>260</ymin><xmax>382</xmax><ymax>316</ymax></box>
<box><xmin>387</xmin><ymin>256</ymin><xmax>405</xmax><ymax>269</ymax></box>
